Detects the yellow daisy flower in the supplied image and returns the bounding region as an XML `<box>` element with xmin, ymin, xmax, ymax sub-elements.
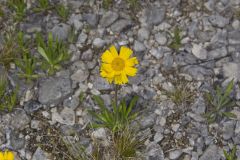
<box><xmin>0</xmin><ymin>150</ymin><xmax>14</xmax><ymax>160</ymax></box>
<box><xmin>100</xmin><ymin>45</ymin><xmax>138</xmax><ymax>85</ymax></box>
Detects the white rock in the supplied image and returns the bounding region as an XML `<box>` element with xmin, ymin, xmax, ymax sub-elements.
<box><xmin>92</xmin><ymin>128</ymin><xmax>107</xmax><ymax>140</ymax></box>
<box><xmin>93</xmin><ymin>38</ymin><xmax>106</xmax><ymax>48</ymax></box>
<box><xmin>192</xmin><ymin>44</ymin><xmax>207</xmax><ymax>60</ymax></box>
<box><xmin>169</xmin><ymin>149</ymin><xmax>183</xmax><ymax>159</ymax></box>
<box><xmin>155</xmin><ymin>33</ymin><xmax>167</xmax><ymax>45</ymax></box>
<box><xmin>52</xmin><ymin>107</ymin><xmax>75</xmax><ymax>125</ymax></box>
<box><xmin>223</xmin><ymin>62</ymin><xmax>240</xmax><ymax>80</ymax></box>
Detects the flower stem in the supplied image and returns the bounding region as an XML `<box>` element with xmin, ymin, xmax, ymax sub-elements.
<box><xmin>115</xmin><ymin>84</ymin><xmax>118</xmax><ymax>107</ymax></box>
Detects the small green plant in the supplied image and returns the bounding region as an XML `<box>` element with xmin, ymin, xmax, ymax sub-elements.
<box><xmin>223</xmin><ymin>145</ymin><xmax>237</xmax><ymax>160</ymax></box>
<box><xmin>0</xmin><ymin>74</ymin><xmax>18</xmax><ymax>112</ymax></box>
<box><xmin>102</xmin><ymin>0</ymin><xmax>113</xmax><ymax>9</ymax></box>
<box><xmin>89</xmin><ymin>95</ymin><xmax>138</xmax><ymax>132</ymax></box>
<box><xmin>36</xmin><ymin>32</ymin><xmax>70</xmax><ymax>74</ymax></box>
<box><xmin>204</xmin><ymin>80</ymin><xmax>236</xmax><ymax>123</ymax></box>
<box><xmin>33</xmin><ymin>0</ymin><xmax>52</xmax><ymax>12</ymax></box>
<box><xmin>55</xmin><ymin>4</ymin><xmax>69</xmax><ymax>21</ymax></box>
<box><xmin>67</xmin><ymin>26</ymin><xmax>78</xmax><ymax>44</ymax></box>
<box><xmin>7</xmin><ymin>0</ymin><xmax>27</xmax><ymax>21</ymax></box>
<box><xmin>0</xmin><ymin>4</ymin><xmax>4</xmax><ymax>17</ymax></box>
<box><xmin>127</xmin><ymin>0</ymin><xmax>140</xmax><ymax>11</ymax></box>
<box><xmin>0</xmin><ymin>30</ymin><xmax>23</xmax><ymax>68</ymax></box>
<box><xmin>112</xmin><ymin>126</ymin><xmax>144</xmax><ymax>159</ymax></box>
<box><xmin>169</xmin><ymin>27</ymin><xmax>182</xmax><ymax>51</ymax></box>
<box><xmin>15</xmin><ymin>51</ymin><xmax>38</xmax><ymax>82</ymax></box>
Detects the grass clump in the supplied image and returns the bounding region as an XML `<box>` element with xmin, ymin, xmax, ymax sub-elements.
<box><xmin>89</xmin><ymin>95</ymin><xmax>138</xmax><ymax>132</ymax></box>
<box><xmin>7</xmin><ymin>0</ymin><xmax>27</xmax><ymax>21</ymax></box>
<box><xmin>224</xmin><ymin>145</ymin><xmax>237</xmax><ymax>160</ymax></box>
<box><xmin>0</xmin><ymin>73</ymin><xmax>18</xmax><ymax>112</ymax></box>
<box><xmin>36</xmin><ymin>32</ymin><xmax>70</xmax><ymax>75</ymax></box>
<box><xmin>112</xmin><ymin>126</ymin><xmax>144</xmax><ymax>159</ymax></box>
<box><xmin>204</xmin><ymin>80</ymin><xmax>236</xmax><ymax>123</ymax></box>
<box><xmin>163</xmin><ymin>79</ymin><xmax>195</xmax><ymax>106</ymax></box>
<box><xmin>0</xmin><ymin>30</ymin><xmax>24</xmax><ymax>68</ymax></box>
<box><xmin>55</xmin><ymin>4</ymin><xmax>69</xmax><ymax>21</ymax></box>
<box><xmin>33</xmin><ymin>0</ymin><xmax>52</xmax><ymax>12</ymax></box>
<box><xmin>15</xmin><ymin>51</ymin><xmax>38</xmax><ymax>82</ymax></box>
<box><xmin>169</xmin><ymin>27</ymin><xmax>182</xmax><ymax>51</ymax></box>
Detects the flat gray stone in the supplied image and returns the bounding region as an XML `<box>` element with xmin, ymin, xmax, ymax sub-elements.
<box><xmin>142</xmin><ymin>6</ymin><xmax>166</xmax><ymax>25</ymax></box>
<box><xmin>38</xmin><ymin>73</ymin><xmax>72</xmax><ymax>105</ymax></box>
<box><xmin>222</xmin><ymin>121</ymin><xmax>235</xmax><ymax>140</ymax></box>
<box><xmin>82</xmin><ymin>13</ymin><xmax>99</xmax><ymax>27</ymax></box>
<box><xmin>10</xmin><ymin>109</ymin><xmax>30</xmax><ymax>131</ymax></box>
<box><xmin>169</xmin><ymin>149</ymin><xmax>183</xmax><ymax>160</ymax></box>
<box><xmin>110</xmin><ymin>19</ymin><xmax>132</xmax><ymax>33</ymax></box>
<box><xmin>223</xmin><ymin>62</ymin><xmax>240</xmax><ymax>80</ymax></box>
<box><xmin>133</xmin><ymin>40</ymin><xmax>146</xmax><ymax>52</ymax></box>
<box><xmin>32</xmin><ymin>147</ymin><xmax>50</xmax><ymax>160</ymax></box>
<box><xmin>208</xmin><ymin>47</ymin><xmax>227</xmax><ymax>59</ymax></box>
<box><xmin>100</xmin><ymin>11</ymin><xmax>119</xmax><ymax>27</ymax></box>
<box><xmin>93</xmin><ymin>77</ymin><xmax>112</xmax><ymax>90</ymax></box>
<box><xmin>93</xmin><ymin>38</ymin><xmax>106</xmax><ymax>48</ymax></box>
<box><xmin>52</xmin><ymin>107</ymin><xmax>75</xmax><ymax>126</ymax></box>
<box><xmin>192</xmin><ymin>44</ymin><xmax>207</xmax><ymax>60</ymax></box>
<box><xmin>199</xmin><ymin>145</ymin><xmax>221</xmax><ymax>160</ymax></box>
<box><xmin>51</xmin><ymin>23</ymin><xmax>70</xmax><ymax>41</ymax></box>
<box><xmin>138</xmin><ymin>27</ymin><xmax>150</xmax><ymax>41</ymax></box>
<box><xmin>228</xmin><ymin>30</ymin><xmax>240</xmax><ymax>45</ymax></box>
<box><xmin>146</xmin><ymin>142</ymin><xmax>164</xmax><ymax>160</ymax></box>
<box><xmin>208</xmin><ymin>15</ymin><xmax>229</xmax><ymax>28</ymax></box>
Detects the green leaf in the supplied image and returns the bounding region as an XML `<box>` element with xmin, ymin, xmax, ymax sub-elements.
<box><xmin>222</xmin><ymin>112</ymin><xmax>237</xmax><ymax>119</ymax></box>
<box><xmin>126</xmin><ymin>96</ymin><xmax>138</xmax><ymax>117</ymax></box>
<box><xmin>38</xmin><ymin>46</ymin><xmax>51</xmax><ymax>63</ymax></box>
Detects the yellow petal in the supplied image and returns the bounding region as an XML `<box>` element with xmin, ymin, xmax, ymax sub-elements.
<box><xmin>119</xmin><ymin>46</ymin><xmax>133</xmax><ymax>60</ymax></box>
<box><xmin>106</xmin><ymin>77</ymin><xmax>113</xmax><ymax>83</ymax></box>
<box><xmin>126</xmin><ymin>57</ymin><xmax>138</xmax><ymax>67</ymax></box>
<box><xmin>125</xmin><ymin>67</ymin><xmax>137</xmax><ymax>76</ymax></box>
<box><xmin>109</xmin><ymin>45</ymin><xmax>119</xmax><ymax>57</ymax></box>
<box><xmin>100</xmin><ymin>69</ymin><xmax>114</xmax><ymax>78</ymax></box>
<box><xmin>0</xmin><ymin>152</ymin><xmax>4</xmax><ymax>160</ymax></box>
<box><xmin>101</xmin><ymin>63</ymin><xmax>113</xmax><ymax>72</ymax></box>
<box><xmin>121</xmin><ymin>73</ymin><xmax>128</xmax><ymax>84</ymax></box>
<box><xmin>5</xmin><ymin>151</ymin><xmax>14</xmax><ymax>160</ymax></box>
<box><xmin>101</xmin><ymin>50</ymin><xmax>114</xmax><ymax>63</ymax></box>
<box><xmin>114</xmin><ymin>75</ymin><xmax>122</xmax><ymax>85</ymax></box>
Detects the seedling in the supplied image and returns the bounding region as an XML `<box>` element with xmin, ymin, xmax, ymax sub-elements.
<box><xmin>223</xmin><ymin>145</ymin><xmax>237</xmax><ymax>160</ymax></box>
<box><xmin>204</xmin><ymin>80</ymin><xmax>236</xmax><ymax>123</ymax></box>
<box><xmin>15</xmin><ymin>51</ymin><xmax>38</xmax><ymax>82</ymax></box>
<box><xmin>169</xmin><ymin>27</ymin><xmax>182</xmax><ymax>51</ymax></box>
<box><xmin>55</xmin><ymin>4</ymin><xmax>69</xmax><ymax>21</ymax></box>
<box><xmin>36</xmin><ymin>32</ymin><xmax>70</xmax><ymax>75</ymax></box>
<box><xmin>102</xmin><ymin>0</ymin><xmax>113</xmax><ymax>9</ymax></box>
<box><xmin>0</xmin><ymin>74</ymin><xmax>18</xmax><ymax>112</ymax></box>
<box><xmin>89</xmin><ymin>95</ymin><xmax>139</xmax><ymax>132</ymax></box>
<box><xmin>7</xmin><ymin>0</ymin><xmax>27</xmax><ymax>21</ymax></box>
<box><xmin>33</xmin><ymin>0</ymin><xmax>52</xmax><ymax>12</ymax></box>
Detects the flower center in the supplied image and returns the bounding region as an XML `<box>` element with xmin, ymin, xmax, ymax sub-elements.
<box><xmin>111</xmin><ymin>57</ymin><xmax>125</xmax><ymax>71</ymax></box>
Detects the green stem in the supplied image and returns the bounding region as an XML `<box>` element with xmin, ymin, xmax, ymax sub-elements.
<box><xmin>115</xmin><ymin>84</ymin><xmax>118</xmax><ymax>107</ymax></box>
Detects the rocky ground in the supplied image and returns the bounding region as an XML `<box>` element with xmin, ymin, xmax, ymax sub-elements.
<box><xmin>0</xmin><ymin>0</ymin><xmax>240</xmax><ymax>159</ymax></box>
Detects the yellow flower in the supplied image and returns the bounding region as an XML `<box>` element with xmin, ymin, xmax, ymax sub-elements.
<box><xmin>0</xmin><ymin>151</ymin><xmax>14</xmax><ymax>160</ymax></box>
<box><xmin>100</xmin><ymin>45</ymin><xmax>138</xmax><ymax>85</ymax></box>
